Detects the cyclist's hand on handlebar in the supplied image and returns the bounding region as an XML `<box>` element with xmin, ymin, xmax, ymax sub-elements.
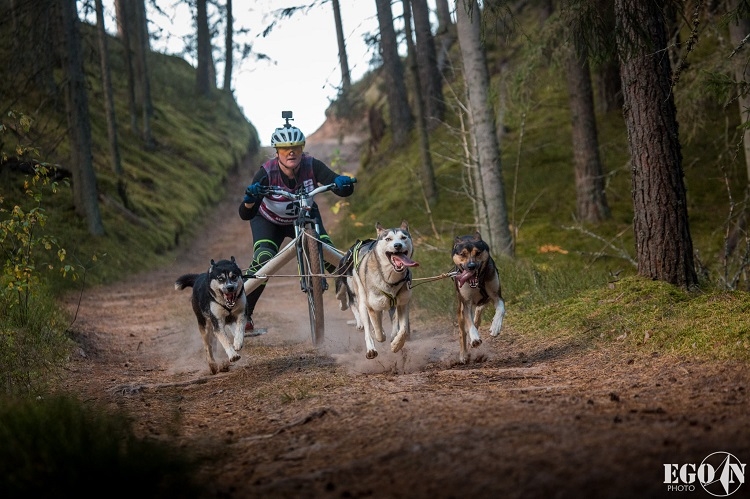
<box><xmin>244</xmin><ymin>182</ymin><xmax>267</xmax><ymax>203</ymax></box>
<box><xmin>333</xmin><ymin>175</ymin><xmax>356</xmax><ymax>194</ymax></box>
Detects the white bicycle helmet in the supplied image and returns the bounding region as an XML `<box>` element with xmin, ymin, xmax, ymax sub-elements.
<box><xmin>271</xmin><ymin>125</ymin><xmax>306</xmax><ymax>148</ymax></box>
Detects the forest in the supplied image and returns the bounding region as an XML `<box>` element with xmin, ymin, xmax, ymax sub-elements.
<box><xmin>0</xmin><ymin>1</ymin><xmax>749</xmax><ymax>497</ymax></box>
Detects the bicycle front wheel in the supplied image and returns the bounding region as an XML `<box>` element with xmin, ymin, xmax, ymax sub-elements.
<box><xmin>302</xmin><ymin>228</ymin><xmax>325</xmax><ymax>347</ymax></box>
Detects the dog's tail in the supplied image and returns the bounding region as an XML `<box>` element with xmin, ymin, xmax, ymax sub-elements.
<box><xmin>175</xmin><ymin>273</ymin><xmax>199</xmax><ymax>290</ymax></box>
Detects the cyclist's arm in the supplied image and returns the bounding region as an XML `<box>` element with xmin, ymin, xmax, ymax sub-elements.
<box><xmin>312</xmin><ymin>158</ymin><xmax>354</xmax><ymax>197</ymax></box>
<box><xmin>238</xmin><ymin>169</ymin><xmax>269</xmax><ymax>220</ymax></box>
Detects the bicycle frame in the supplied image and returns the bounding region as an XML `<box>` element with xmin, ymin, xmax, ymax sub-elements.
<box><xmin>241</xmin><ymin>237</ymin><xmax>343</xmax><ymax>295</ymax></box>
<box><xmin>241</xmin><ymin>181</ymin><xmax>353</xmax><ymax>346</ymax></box>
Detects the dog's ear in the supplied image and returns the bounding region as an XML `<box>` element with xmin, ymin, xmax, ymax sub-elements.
<box><xmin>375</xmin><ymin>221</ymin><xmax>384</xmax><ymax>235</ymax></box>
<box><xmin>209</xmin><ymin>259</ymin><xmax>216</xmax><ymax>272</ymax></box>
<box><xmin>454</xmin><ymin>235</ymin><xmax>463</xmax><ymax>245</ymax></box>
<box><xmin>230</xmin><ymin>256</ymin><xmax>236</xmax><ymax>263</ymax></box>
<box><xmin>400</xmin><ymin>220</ymin><xmax>409</xmax><ymax>231</ymax></box>
<box><xmin>473</xmin><ymin>232</ymin><xmax>482</xmax><ymax>241</ymax></box>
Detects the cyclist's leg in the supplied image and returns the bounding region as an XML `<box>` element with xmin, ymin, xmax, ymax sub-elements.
<box><xmin>246</xmin><ymin>217</ymin><xmax>292</xmax><ymax>322</ymax></box>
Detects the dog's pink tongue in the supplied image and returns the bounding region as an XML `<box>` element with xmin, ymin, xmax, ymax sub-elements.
<box><xmin>456</xmin><ymin>269</ymin><xmax>474</xmax><ymax>287</ymax></box>
<box><xmin>391</xmin><ymin>254</ymin><xmax>419</xmax><ymax>268</ymax></box>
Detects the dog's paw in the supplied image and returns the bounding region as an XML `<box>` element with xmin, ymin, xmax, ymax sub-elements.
<box><xmin>366</xmin><ymin>349</ymin><xmax>378</xmax><ymax>359</ymax></box>
<box><xmin>471</xmin><ymin>338</ymin><xmax>482</xmax><ymax>348</ymax></box>
<box><xmin>229</xmin><ymin>353</ymin><xmax>241</xmax><ymax>363</ymax></box>
<box><xmin>209</xmin><ymin>362</ymin><xmax>219</xmax><ymax>375</ymax></box>
<box><xmin>391</xmin><ymin>332</ymin><xmax>407</xmax><ymax>353</ymax></box>
<box><xmin>374</xmin><ymin>330</ymin><xmax>386</xmax><ymax>342</ymax></box>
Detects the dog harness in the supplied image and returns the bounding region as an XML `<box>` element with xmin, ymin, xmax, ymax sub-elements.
<box><xmin>351</xmin><ymin>239</ymin><xmax>375</xmax><ymax>270</ymax></box>
<box><xmin>348</xmin><ymin>238</ymin><xmax>412</xmax><ymax>308</ymax></box>
<box><xmin>258</xmin><ymin>155</ymin><xmax>316</xmax><ymax>225</ymax></box>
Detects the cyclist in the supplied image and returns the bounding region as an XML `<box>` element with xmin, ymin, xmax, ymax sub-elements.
<box><xmin>239</xmin><ymin>115</ymin><xmax>355</xmax><ymax>332</ymax></box>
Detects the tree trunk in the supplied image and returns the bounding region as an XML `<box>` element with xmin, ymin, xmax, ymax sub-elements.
<box><xmin>58</xmin><ymin>0</ymin><xmax>104</xmax><ymax>236</ymax></box>
<box><xmin>95</xmin><ymin>0</ymin><xmax>123</xmax><ymax>177</ymax></box>
<box><xmin>728</xmin><ymin>0</ymin><xmax>750</xmax><ymax>185</ymax></box>
<box><xmin>564</xmin><ymin>42</ymin><xmax>611</xmax><ymax>223</ymax></box>
<box><xmin>412</xmin><ymin>0</ymin><xmax>445</xmax><ymax>127</ymax></box>
<box><xmin>595</xmin><ymin>62</ymin><xmax>624</xmax><ymax>113</ymax></box>
<box><xmin>615</xmin><ymin>0</ymin><xmax>697</xmax><ymax>288</ymax></box>
<box><xmin>223</xmin><ymin>0</ymin><xmax>233</xmax><ymax>93</ymax></box>
<box><xmin>455</xmin><ymin>0</ymin><xmax>513</xmax><ymax>256</ymax></box>
<box><xmin>375</xmin><ymin>0</ymin><xmax>413</xmax><ymax>147</ymax></box>
<box><xmin>332</xmin><ymin>0</ymin><xmax>351</xmax><ymax>95</ymax></box>
<box><xmin>403</xmin><ymin>0</ymin><xmax>437</xmax><ymax>205</ymax></box>
<box><xmin>116</xmin><ymin>0</ymin><xmax>153</xmax><ymax>147</ymax></box>
<box><xmin>196</xmin><ymin>0</ymin><xmax>213</xmax><ymax>96</ymax></box>
<box><xmin>133</xmin><ymin>0</ymin><xmax>154</xmax><ymax>148</ymax></box>
<box><xmin>115</xmin><ymin>0</ymin><xmax>138</xmax><ymax>133</ymax></box>
<box><xmin>594</xmin><ymin>0</ymin><xmax>623</xmax><ymax>114</ymax></box>
<box><xmin>435</xmin><ymin>0</ymin><xmax>452</xmax><ymax>35</ymax></box>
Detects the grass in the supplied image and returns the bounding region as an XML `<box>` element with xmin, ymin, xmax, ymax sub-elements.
<box><xmin>0</xmin><ymin>395</ymin><xmax>206</xmax><ymax>498</ymax></box>
<box><xmin>0</xmin><ymin>290</ymin><xmax>73</xmax><ymax>397</ymax></box>
<box><xmin>510</xmin><ymin>276</ymin><xmax>750</xmax><ymax>361</ymax></box>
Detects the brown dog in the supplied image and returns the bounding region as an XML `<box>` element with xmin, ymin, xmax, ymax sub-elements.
<box><xmin>452</xmin><ymin>233</ymin><xmax>505</xmax><ymax>363</ymax></box>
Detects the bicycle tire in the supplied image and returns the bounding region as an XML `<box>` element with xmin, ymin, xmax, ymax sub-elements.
<box><xmin>303</xmin><ymin>227</ymin><xmax>326</xmax><ymax>347</ymax></box>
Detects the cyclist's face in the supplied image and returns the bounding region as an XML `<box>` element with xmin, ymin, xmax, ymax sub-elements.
<box><xmin>276</xmin><ymin>146</ymin><xmax>303</xmax><ymax>172</ymax></box>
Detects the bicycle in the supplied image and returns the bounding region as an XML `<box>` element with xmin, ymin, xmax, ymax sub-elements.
<box><xmin>241</xmin><ymin>179</ymin><xmax>357</xmax><ymax>347</ymax></box>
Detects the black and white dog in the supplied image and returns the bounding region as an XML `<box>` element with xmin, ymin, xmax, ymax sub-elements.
<box><xmin>175</xmin><ymin>256</ymin><xmax>247</xmax><ymax>374</ymax></box>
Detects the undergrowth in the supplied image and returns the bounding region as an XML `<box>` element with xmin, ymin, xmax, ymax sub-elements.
<box><xmin>0</xmin><ymin>395</ymin><xmax>206</xmax><ymax>498</ymax></box>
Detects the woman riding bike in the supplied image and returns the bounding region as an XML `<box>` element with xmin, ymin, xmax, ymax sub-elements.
<box><xmin>238</xmin><ymin>113</ymin><xmax>355</xmax><ymax>332</ymax></box>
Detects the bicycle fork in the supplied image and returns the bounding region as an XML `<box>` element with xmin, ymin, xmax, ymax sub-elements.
<box><xmin>295</xmin><ymin>220</ymin><xmax>328</xmax><ymax>293</ymax></box>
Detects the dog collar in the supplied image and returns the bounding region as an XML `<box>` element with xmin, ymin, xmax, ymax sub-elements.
<box><xmin>385</xmin><ymin>269</ymin><xmax>411</xmax><ymax>287</ymax></box>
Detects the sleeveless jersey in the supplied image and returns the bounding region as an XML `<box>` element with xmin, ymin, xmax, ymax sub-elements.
<box><xmin>258</xmin><ymin>155</ymin><xmax>316</xmax><ymax>225</ymax></box>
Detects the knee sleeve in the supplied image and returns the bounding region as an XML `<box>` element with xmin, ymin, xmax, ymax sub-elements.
<box><xmin>250</xmin><ymin>239</ymin><xmax>278</xmax><ymax>272</ymax></box>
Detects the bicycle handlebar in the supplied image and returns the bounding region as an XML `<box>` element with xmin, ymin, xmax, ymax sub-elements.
<box><xmin>261</xmin><ymin>177</ymin><xmax>357</xmax><ymax>201</ymax></box>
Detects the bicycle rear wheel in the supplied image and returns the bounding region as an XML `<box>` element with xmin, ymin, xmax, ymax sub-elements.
<box><xmin>302</xmin><ymin>228</ymin><xmax>325</xmax><ymax>346</ymax></box>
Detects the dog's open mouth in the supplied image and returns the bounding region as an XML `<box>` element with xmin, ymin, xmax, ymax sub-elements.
<box><xmin>387</xmin><ymin>252</ymin><xmax>419</xmax><ymax>272</ymax></box>
<box><xmin>456</xmin><ymin>268</ymin><xmax>479</xmax><ymax>288</ymax></box>
<box><xmin>224</xmin><ymin>292</ymin><xmax>237</xmax><ymax>308</ymax></box>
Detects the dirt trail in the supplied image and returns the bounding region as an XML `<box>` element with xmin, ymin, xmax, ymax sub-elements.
<box><xmin>61</xmin><ymin>131</ymin><xmax>750</xmax><ymax>499</ymax></box>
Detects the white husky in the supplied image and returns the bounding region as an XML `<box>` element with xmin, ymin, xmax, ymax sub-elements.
<box><xmin>335</xmin><ymin>221</ymin><xmax>419</xmax><ymax>359</ymax></box>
